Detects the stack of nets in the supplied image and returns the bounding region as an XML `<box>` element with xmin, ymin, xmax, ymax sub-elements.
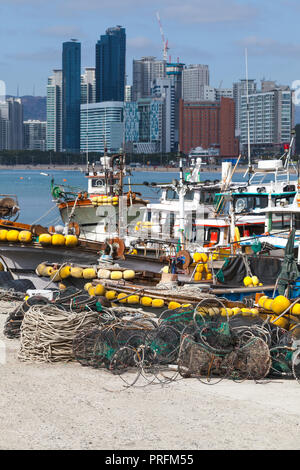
<box><xmin>3</xmin><ymin>287</ymin><xmax>102</xmax><ymax>340</ymax></box>
<box><xmin>18</xmin><ymin>304</ymin><xmax>101</xmax><ymax>363</ymax></box>
<box><xmin>71</xmin><ymin>296</ymin><xmax>300</xmax><ymax>386</ymax></box>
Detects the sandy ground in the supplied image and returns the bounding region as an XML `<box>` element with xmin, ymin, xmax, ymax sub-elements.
<box><xmin>1</xmin><ymin>313</ymin><xmax>300</xmax><ymax>451</ymax></box>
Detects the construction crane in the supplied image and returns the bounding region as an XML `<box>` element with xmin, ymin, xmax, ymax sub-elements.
<box><xmin>156</xmin><ymin>11</ymin><xmax>169</xmax><ymax>62</ymax></box>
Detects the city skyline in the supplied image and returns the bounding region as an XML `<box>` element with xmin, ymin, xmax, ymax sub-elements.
<box><xmin>1</xmin><ymin>0</ymin><xmax>300</xmax><ymax>96</ymax></box>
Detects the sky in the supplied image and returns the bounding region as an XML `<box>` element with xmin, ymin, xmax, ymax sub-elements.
<box><xmin>0</xmin><ymin>0</ymin><xmax>300</xmax><ymax>96</ymax></box>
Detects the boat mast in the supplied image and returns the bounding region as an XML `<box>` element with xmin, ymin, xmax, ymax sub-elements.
<box><xmin>86</xmin><ymin>82</ymin><xmax>89</xmax><ymax>171</ymax></box>
<box><xmin>245</xmin><ymin>48</ymin><xmax>251</xmax><ymax>181</ymax></box>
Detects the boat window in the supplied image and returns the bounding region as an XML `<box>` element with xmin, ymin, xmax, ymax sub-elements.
<box><xmin>205</xmin><ymin>227</ymin><xmax>220</xmax><ymax>245</ymax></box>
<box><xmin>91</xmin><ymin>179</ymin><xmax>105</xmax><ymax>188</ymax></box>
<box><xmin>166</xmin><ymin>189</ymin><xmax>179</xmax><ymax>200</ymax></box>
<box><xmin>271</xmin><ymin>213</ymin><xmax>291</xmax><ymax>230</ymax></box>
<box><xmin>200</xmin><ymin>190</ymin><xmax>216</xmax><ymax>205</ymax></box>
<box><xmin>234</xmin><ymin>195</ymin><xmax>268</xmax><ymax>213</ymax></box>
<box><xmin>185</xmin><ymin>190</ymin><xmax>194</xmax><ymax>201</ymax></box>
<box><xmin>293</xmin><ymin>214</ymin><xmax>300</xmax><ymax>230</ymax></box>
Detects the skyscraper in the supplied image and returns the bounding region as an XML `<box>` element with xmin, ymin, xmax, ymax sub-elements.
<box><xmin>0</xmin><ymin>98</ymin><xmax>23</xmax><ymax>150</ymax></box>
<box><xmin>95</xmin><ymin>26</ymin><xmax>126</xmax><ymax>102</ymax></box>
<box><xmin>81</xmin><ymin>67</ymin><xmax>96</xmax><ymax>104</ymax></box>
<box><xmin>182</xmin><ymin>64</ymin><xmax>210</xmax><ymax>101</ymax></box>
<box><xmin>62</xmin><ymin>40</ymin><xmax>81</xmax><ymax>153</ymax></box>
<box><xmin>132</xmin><ymin>56</ymin><xmax>166</xmax><ymax>101</ymax></box>
<box><xmin>47</xmin><ymin>69</ymin><xmax>62</xmax><ymax>152</ymax></box>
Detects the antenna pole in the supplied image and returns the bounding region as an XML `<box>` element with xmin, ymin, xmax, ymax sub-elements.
<box><xmin>245</xmin><ymin>48</ymin><xmax>251</xmax><ymax>175</ymax></box>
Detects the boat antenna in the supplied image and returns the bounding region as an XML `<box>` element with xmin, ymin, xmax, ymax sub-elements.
<box><xmin>86</xmin><ymin>81</ymin><xmax>89</xmax><ymax>171</ymax></box>
<box><xmin>245</xmin><ymin>48</ymin><xmax>252</xmax><ymax>181</ymax></box>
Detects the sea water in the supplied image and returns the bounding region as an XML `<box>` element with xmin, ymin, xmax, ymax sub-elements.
<box><xmin>0</xmin><ymin>168</ymin><xmax>255</xmax><ymax>227</ymax></box>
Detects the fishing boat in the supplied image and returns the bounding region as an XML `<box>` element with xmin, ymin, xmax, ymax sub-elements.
<box><xmin>51</xmin><ymin>151</ymin><xmax>148</xmax><ymax>242</ymax></box>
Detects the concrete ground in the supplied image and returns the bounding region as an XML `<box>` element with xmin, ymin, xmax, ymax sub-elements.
<box><xmin>1</xmin><ymin>313</ymin><xmax>300</xmax><ymax>450</ymax></box>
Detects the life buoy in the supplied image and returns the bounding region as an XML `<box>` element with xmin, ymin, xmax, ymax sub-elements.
<box><xmin>68</xmin><ymin>222</ymin><xmax>80</xmax><ymax>237</ymax></box>
<box><xmin>107</xmin><ymin>237</ymin><xmax>125</xmax><ymax>258</ymax></box>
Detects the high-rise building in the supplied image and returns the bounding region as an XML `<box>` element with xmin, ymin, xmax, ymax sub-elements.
<box><xmin>233</xmin><ymin>79</ymin><xmax>257</xmax><ymax>136</ymax></box>
<box><xmin>240</xmin><ymin>84</ymin><xmax>294</xmax><ymax>150</ymax></box>
<box><xmin>152</xmin><ymin>77</ymin><xmax>176</xmax><ymax>153</ymax></box>
<box><xmin>166</xmin><ymin>62</ymin><xmax>184</xmax><ymax>150</ymax></box>
<box><xmin>125</xmin><ymin>98</ymin><xmax>163</xmax><ymax>154</ymax></box>
<box><xmin>0</xmin><ymin>98</ymin><xmax>23</xmax><ymax>150</ymax></box>
<box><xmin>62</xmin><ymin>40</ymin><xmax>81</xmax><ymax>153</ymax></box>
<box><xmin>95</xmin><ymin>26</ymin><xmax>126</xmax><ymax>102</ymax></box>
<box><xmin>182</xmin><ymin>64</ymin><xmax>210</xmax><ymax>102</ymax></box>
<box><xmin>125</xmin><ymin>85</ymin><xmax>132</xmax><ymax>102</ymax></box>
<box><xmin>81</xmin><ymin>67</ymin><xmax>96</xmax><ymax>104</ymax></box>
<box><xmin>80</xmin><ymin>101</ymin><xmax>124</xmax><ymax>153</ymax></box>
<box><xmin>24</xmin><ymin>120</ymin><xmax>47</xmax><ymax>151</ymax></box>
<box><xmin>132</xmin><ymin>56</ymin><xmax>166</xmax><ymax>101</ymax></box>
<box><xmin>0</xmin><ymin>100</ymin><xmax>9</xmax><ymax>150</ymax></box>
<box><xmin>46</xmin><ymin>69</ymin><xmax>63</xmax><ymax>152</ymax></box>
<box><xmin>179</xmin><ymin>98</ymin><xmax>238</xmax><ymax>157</ymax></box>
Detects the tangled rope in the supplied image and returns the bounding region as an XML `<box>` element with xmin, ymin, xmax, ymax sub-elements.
<box><xmin>18</xmin><ymin>305</ymin><xmax>100</xmax><ymax>363</ymax></box>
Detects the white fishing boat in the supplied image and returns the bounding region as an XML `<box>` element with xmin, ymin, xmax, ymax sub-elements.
<box><xmin>51</xmin><ymin>152</ymin><xmax>148</xmax><ymax>243</ymax></box>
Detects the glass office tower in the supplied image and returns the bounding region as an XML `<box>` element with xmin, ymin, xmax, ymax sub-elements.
<box><xmin>62</xmin><ymin>40</ymin><xmax>81</xmax><ymax>153</ymax></box>
<box><xmin>95</xmin><ymin>26</ymin><xmax>126</xmax><ymax>102</ymax></box>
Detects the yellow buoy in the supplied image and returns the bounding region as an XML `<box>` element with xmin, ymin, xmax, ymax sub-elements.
<box><xmin>59</xmin><ymin>265</ymin><xmax>71</xmax><ymax>279</ymax></box>
<box><xmin>152</xmin><ymin>298</ymin><xmax>165</xmax><ymax>308</ymax></box>
<box><xmin>291</xmin><ymin>304</ymin><xmax>300</xmax><ymax>315</ymax></box>
<box><xmin>70</xmin><ymin>266</ymin><xmax>83</xmax><ymax>278</ymax></box>
<box><xmin>7</xmin><ymin>230</ymin><xmax>19</xmax><ymax>242</ymax></box>
<box><xmin>83</xmin><ymin>268</ymin><xmax>97</xmax><ymax>279</ymax></box>
<box><xmin>39</xmin><ymin>233</ymin><xmax>52</xmax><ymax>246</ymax></box>
<box><xmin>263</xmin><ymin>298</ymin><xmax>273</xmax><ymax>311</ymax></box>
<box><xmin>105</xmin><ymin>290</ymin><xmax>117</xmax><ymax>301</ymax></box>
<box><xmin>51</xmin><ymin>234</ymin><xmax>65</xmax><ymax>246</ymax></box>
<box><xmin>258</xmin><ymin>295</ymin><xmax>268</xmax><ymax>308</ymax></box>
<box><xmin>232</xmin><ymin>307</ymin><xmax>241</xmax><ymax>315</ymax></box>
<box><xmin>111</xmin><ymin>271</ymin><xmax>123</xmax><ymax>280</ymax></box>
<box><xmin>0</xmin><ymin>229</ymin><xmax>8</xmax><ymax>241</ymax></box>
<box><xmin>49</xmin><ymin>269</ymin><xmax>62</xmax><ymax>282</ymax></box>
<box><xmin>88</xmin><ymin>286</ymin><xmax>96</xmax><ymax>297</ymax></box>
<box><xmin>117</xmin><ymin>293</ymin><xmax>127</xmax><ymax>303</ymax></box>
<box><xmin>65</xmin><ymin>234</ymin><xmax>78</xmax><ymax>247</ymax></box>
<box><xmin>270</xmin><ymin>315</ymin><xmax>289</xmax><ymax>330</ymax></box>
<box><xmin>206</xmin><ymin>273</ymin><xmax>212</xmax><ymax>281</ymax></box>
<box><xmin>95</xmin><ymin>284</ymin><xmax>106</xmax><ymax>296</ymax></box>
<box><xmin>127</xmin><ymin>295</ymin><xmax>140</xmax><ymax>304</ymax></box>
<box><xmin>271</xmin><ymin>295</ymin><xmax>291</xmax><ymax>315</ymax></box>
<box><xmin>123</xmin><ymin>270</ymin><xmax>135</xmax><ymax>280</ymax></box>
<box><xmin>18</xmin><ymin>230</ymin><xmax>32</xmax><ymax>243</ymax></box>
<box><xmin>84</xmin><ymin>282</ymin><xmax>93</xmax><ymax>292</ymax></box>
<box><xmin>243</xmin><ymin>276</ymin><xmax>253</xmax><ymax>287</ymax></box>
<box><xmin>193</xmin><ymin>252</ymin><xmax>202</xmax><ymax>263</ymax></box>
<box><xmin>141</xmin><ymin>296</ymin><xmax>153</xmax><ymax>307</ymax></box>
<box><xmin>252</xmin><ymin>276</ymin><xmax>259</xmax><ymax>286</ymax></box>
<box><xmin>42</xmin><ymin>266</ymin><xmax>54</xmax><ymax>277</ymax></box>
<box><xmin>168</xmin><ymin>301</ymin><xmax>181</xmax><ymax>310</ymax></box>
<box><xmin>58</xmin><ymin>283</ymin><xmax>67</xmax><ymax>290</ymax></box>
<box><xmin>36</xmin><ymin>263</ymin><xmax>47</xmax><ymax>276</ymax></box>
<box><xmin>194</xmin><ymin>272</ymin><xmax>202</xmax><ymax>281</ymax></box>
<box><xmin>196</xmin><ymin>264</ymin><xmax>204</xmax><ymax>273</ymax></box>
<box><xmin>201</xmin><ymin>253</ymin><xmax>208</xmax><ymax>263</ymax></box>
